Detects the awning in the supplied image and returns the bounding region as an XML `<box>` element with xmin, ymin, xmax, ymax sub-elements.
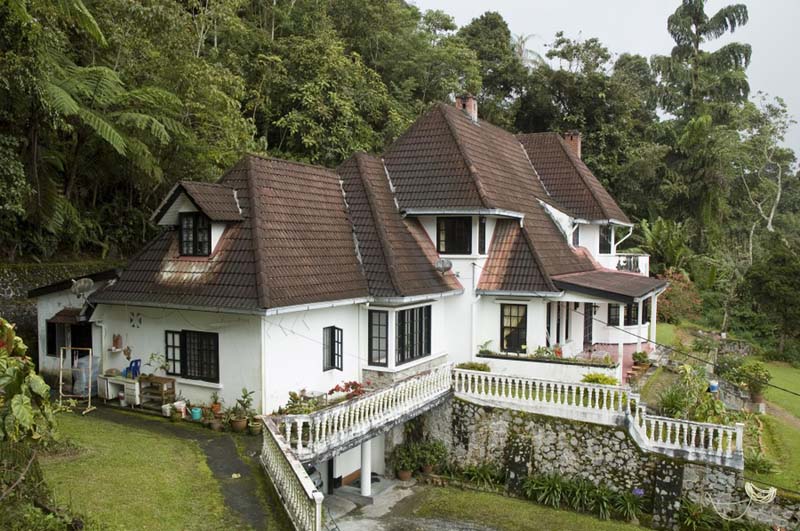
<box><xmin>47</xmin><ymin>307</ymin><xmax>83</xmax><ymax>324</ymax></box>
<box><xmin>552</xmin><ymin>270</ymin><xmax>667</xmax><ymax>303</ymax></box>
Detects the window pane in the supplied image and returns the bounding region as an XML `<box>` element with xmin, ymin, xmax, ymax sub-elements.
<box><xmin>501</xmin><ymin>304</ymin><xmax>527</xmax><ymax>353</ymax></box>
<box><xmin>600</xmin><ymin>225</ymin><xmax>612</xmax><ymax>254</ymax></box>
<box><xmin>437</xmin><ymin>217</ymin><xmax>472</xmax><ymax>254</ymax></box>
<box><xmin>369</xmin><ymin>311</ymin><xmax>388</xmax><ymax>366</ymax></box>
<box><xmin>181</xmin><ymin>330</ymin><xmax>218</xmax><ymax>382</ymax></box>
<box><xmin>572</xmin><ymin>225</ymin><xmax>580</xmax><ymax>246</ymax></box>
<box><xmin>396</xmin><ymin>305</ymin><xmax>431</xmax><ymax>365</ymax></box>
<box><xmin>479</xmin><ymin>217</ymin><xmax>486</xmax><ymax>254</ymax></box>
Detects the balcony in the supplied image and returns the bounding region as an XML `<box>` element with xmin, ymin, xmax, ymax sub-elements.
<box><xmin>597</xmin><ymin>253</ymin><xmax>650</xmax><ymax>276</ymax></box>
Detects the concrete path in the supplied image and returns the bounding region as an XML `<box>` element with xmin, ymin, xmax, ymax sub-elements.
<box><xmin>91</xmin><ymin>407</ymin><xmax>271</xmax><ymax>530</ymax></box>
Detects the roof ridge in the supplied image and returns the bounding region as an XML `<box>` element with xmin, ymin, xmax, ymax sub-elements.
<box><xmin>553</xmin><ymin>134</ymin><xmax>616</xmax><ymax>221</ymax></box>
<box><xmin>353</xmin><ymin>153</ymin><xmax>405</xmax><ymax>296</ymax></box>
<box><xmin>438</xmin><ymin>104</ymin><xmax>493</xmax><ymax>209</ymax></box>
<box><xmin>244</xmin><ymin>152</ymin><xmax>339</xmax><ymax>175</ymax></box>
<box><xmin>245</xmin><ymin>155</ymin><xmax>270</xmax><ymax>308</ymax></box>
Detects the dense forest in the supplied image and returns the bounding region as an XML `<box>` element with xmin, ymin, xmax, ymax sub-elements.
<box><xmin>1</xmin><ymin>1</ymin><xmax>798</xmax><ymax>355</ymax></box>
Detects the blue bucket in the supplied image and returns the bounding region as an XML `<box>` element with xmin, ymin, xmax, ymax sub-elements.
<box><xmin>708</xmin><ymin>380</ymin><xmax>719</xmax><ymax>392</ymax></box>
<box><xmin>190</xmin><ymin>407</ymin><xmax>203</xmax><ymax>421</ymax></box>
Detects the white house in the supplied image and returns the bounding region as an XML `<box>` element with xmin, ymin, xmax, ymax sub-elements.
<box><xmin>30</xmin><ymin>95</ymin><xmax>666</xmax><ymax>496</ymax></box>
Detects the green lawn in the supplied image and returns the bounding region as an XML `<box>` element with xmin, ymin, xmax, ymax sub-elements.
<box><xmin>763</xmin><ymin>361</ymin><xmax>800</xmax><ymax>419</ymax></box>
<box><xmin>656</xmin><ymin>322</ymin><xmax>679</xmax><ymax>348</ymax></box>
<box><xmin>41</xmin><ymin>413</ymin><xmax>245</xmax><ymax>530</ymax></box>
<box><xmin>413</xmin><ymin>487</ymin><xmax>641</xmax><ymax>531</ymax></box>
<box><xmin>749</xmin><ymin>415</ymin><xmax>800</xmax><ymax>493</ymax></box>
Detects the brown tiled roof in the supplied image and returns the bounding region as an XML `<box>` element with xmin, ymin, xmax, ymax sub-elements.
<box><xmin>552</xmin><ymin>270</ymin><xmax>666</xmax><ymax>302</ymax></box>
<box><xmin>384</xmin><ymin>103</ymin><xmax>595</xmax><ymax>285</ymax></box>
<box><xmin>339</xmin><ymin>153</ymin><xmax>461</xmax><ymax>298</ymax></box>
<box><xmin>152</xmin><ymin>181</ymin><xmax>243</xmax><ymax>222</ymax></box>
<box><xmin>517</xmin><ymin>133</ymin><xmax>630</xmax><ymax>224</ymax></box>
<box><xmin>94</xmin><ymin>155</ymin><xmax>370</xmax><ymax>311</ymax></box>
<box><xmin>477</xmin><ymin>219</ymin><xmax>556</xmax><ymax>293</ymax></box>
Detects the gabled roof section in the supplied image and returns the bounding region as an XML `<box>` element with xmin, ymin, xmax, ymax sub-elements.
<box><xmin>94</xmin><ymin>154</ymin><xmax>370</xmax><ymax>311</ymax></box>
<box><xmin>151</xmin><ymin>180</ymin><xmax>243</xmax><ymax>224</ymax></box>
<box><xmin>553</xmin><ymin>270</ymin><xmax>666</xmax><ymax>303</ymax></box>
<box><xmin>338</xmin><ymin>153</ymin><xmax>461</xmax><ymax>298</ymax></box>
<box><xmin>477</xmin><ymin>219</ymin><xmax>556</xmax><ymax>293</ymax></box>
<box><xmin>517</xmin><ymin>133</ymin><xmax>631</xmax><ymax>224</ymax></box>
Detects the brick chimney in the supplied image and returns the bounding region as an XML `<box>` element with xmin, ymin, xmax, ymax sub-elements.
<box><xmin>563</xmin><ymin>130</ymin><xmax>581</xmax><ymax>159</ymax></box>
<box><xmin>455</xmin><ymin>94</ymin><xmax>478</xmax><ymax>122</ymax></box>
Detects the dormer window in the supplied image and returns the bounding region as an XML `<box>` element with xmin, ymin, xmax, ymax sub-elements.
<box><xmin>437</xmin><ymin>216</ymin><xmax>472</xmax><ymax>255</ymax></box>
<box><xmin>180</xmin><ymin>212</ymin><xmax>211</xmax><ymax>256</ymax></box>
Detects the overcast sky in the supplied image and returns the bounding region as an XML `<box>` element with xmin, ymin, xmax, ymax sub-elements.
<box><xmin>415</xmin><ymin>0</ymin><xmax>799</xmax><ymax>154</ymax></box>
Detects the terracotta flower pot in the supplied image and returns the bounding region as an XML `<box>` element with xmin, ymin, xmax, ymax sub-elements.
<box><xmin>210</xmin><ymin>420</ymin><xmax>224</xmax><ymax>432</ymax></box>
<box><xmin>230</xmin><ymin>418</ymin><xmax>248</xmax><ymax>433</ymax></box>
<box><xmin>211</xmin><ymin>402</ymin><xmax>222</xmax><ymax>415</ymax></box>
<box><xmin>397</xmin><ymin>470</ymin><xmax>412</xmax><ymax>481</ymax></box>
<box><xmin>248</xmin><ymin>421</ymin><xmax>263</xmax><ymax>435</ymax></box>
<box><xmin>421</xmin><ymin>464</ymin><xmax>433</xmax><ymax>474</ymax></box>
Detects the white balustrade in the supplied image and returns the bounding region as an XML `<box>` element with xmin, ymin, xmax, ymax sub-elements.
<box><xmin>260</xmin><ymin>417</ymin><xmax>323</xmax><ymax>531</ymax></box>
<box><xmin>279</xmin><ymin>363</ymin><xmax>453</xmax><ymax>462</ymax></box>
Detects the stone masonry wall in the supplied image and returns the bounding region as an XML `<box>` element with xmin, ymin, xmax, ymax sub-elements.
<box><xmin>417</xmin><ymin>396</ymin><xmax>799</xmax><ymax>530</ymax></box>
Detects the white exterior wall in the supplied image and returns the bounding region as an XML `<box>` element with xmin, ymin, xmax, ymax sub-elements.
<box><xmin>481</xmin><ymin>356</ymin><xmax>618</xmax><ymax>382</ymax></box>
<box><xmin>36</xmin><ymin>288</ymin><xmax>107</xmax><ymax>376</ymax></box>
<box><xmin>90</xmin><ymin>304</ymin><xmax>262</xmax><ymax>410</ymax></box>
<box><xmin>578</xmin><ymin>224</ymin><xmax>600</xmax><ymax>257</ymax></box>
<box><xmin>263</xmin><ymin>304</ymin><xmax>363</xmax><ymax>413</ymax></box>
<box><xmin>591</xmin><ymin>302</ymin><xmax>651</xmax><ymax>347</ymax></box>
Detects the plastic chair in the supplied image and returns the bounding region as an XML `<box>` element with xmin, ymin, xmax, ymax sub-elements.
<box><xmin>123</xmin><ymin>359</ymin><xmax>141</xmax><ymax>379</ymax></box>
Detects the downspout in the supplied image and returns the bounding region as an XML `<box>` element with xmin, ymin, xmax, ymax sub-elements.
<box><xmin>471</xmin><ymin>262</ymin><xmax>480</xmax><ymax>361</ymax></box>
<box><xmin>614</xmin><ymin>225</ymin><xmax>633</xmax><ymax>252</ymax></box>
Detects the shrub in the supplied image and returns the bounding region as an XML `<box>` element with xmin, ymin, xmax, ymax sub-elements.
<box><xmin>417</xmin><ymin>440</ymin><xmax>448</xmax><ymax>468</ymax></box>
<box><xmin>390</xmin><ymin>443</ymin><xmax>418</xmax><ymax>472</ymax></box>
<box><xmin>658</xmin><ymin>384</ymin><xmax>690</xmax><ymax>418</ymax></box>
<box><xmin>564</xmin><ymin>478</ymin><xmax>595</xmax><ymax>513</ymax></box>
<box><xmin>592</xmin><ymin>484</ymin><xmax>615</xmax><ymax>520</ymax></box>
<box><xmin>613</xmin><ymin>489</ymin><xmax>643</xmax><ymax>521</ymax></box>
<box><xmin>522</xmin><ymin>474</ymin><xmax>565</xmax><ymax>508</ymax></box>
<box><xmin>581</xmin><ymin>373</ymin><xmax>619</xmax><ymax>386</ymax></box>
<box><xmin>632</xmin><ymin>351</ymin><xmax>649</xmax><ymax>365</ymax></box>
<box><xmin>456</xmin><ymin>362</ymin><xmax>491</xmax><ymax>372</ymax></box>
<box><xmin>733</xmin><ymin>362</ymin><xmax>772</xmax><ymax>399</ymax></box>
<box><xmin>679</xmin><ymin>497</ymin><xmax>718</xmax><ymax>530</ymax></box>
<box><xmin>715</xmin><ymin>354</ymin><xmax>744</xmax><ymax>380</ymax></box>
<box><xmin>462</xmin><ymin>462</ymin><xmax>504</xmax><ymax>489</ymax></box>
<box><xmin>744</xmin><ymin>449</ymin><xmax>775</xmax><ymax>474</ymax></box>
<box><xmin>657</xmin><ymin>269</ymin><xmax>701</xmax><ymax>324</ymax></box>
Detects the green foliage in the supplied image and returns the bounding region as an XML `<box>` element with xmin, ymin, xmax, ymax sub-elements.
<box><xmin>522</xmin><ymin>473</ymin><xmax>564</xmax><ymax>508</ymax></box>
<box><xmin>456</xmin><ymin>362</ymin><xmax>491</xmax><ymax>372</ymax></box>
<box><xmin>744</xmin><ymin>449</ymin><xmax>775</xmax><ymax>474</ymax></box>
<box><xmin>592</xmin><ymin>484</ymin><xmax>615</xmax><ymax>520</ymax></box>
<box><xmin>637</xmin><ymin>217</ymin><xmax>694</xmax><ymax>275</ymax></box>
<box><xmin>416</xmin><ymin>440</ymin><xmax>448</xmax><ymax>468</ymax></box>
<box><xmin>715</xmin><ymin>354</ymin><xmax>744</xmax><ymax>380</ymax></box>
<box><xmin>581</xmin><ymin>373</ymin><xmax>619</xmax><ymax>386</ymax></box>
<box><xmin>461</xmin><ymin>462</ymin><xmax>504</xmax><ymax>489</ymax></box>
<box><xmin>659</xmin><ymin>364</ymin><xmax>730</xmax><ymax>423</ymax></box>
<box><xmin>632</xmin><ymin>351</ymin><xmax>649</xmax><ymax>365</ymax></box>
<box><xmin>612</xmin><ymin>490</ymin><xmax>642</xmax><ymax>521</ymax></box>
<box><xmin>0</xmin><ymin>318</ymin><xmax>59</xmax><ymax>443</ymax></box>
<box><xmin>730</xmin><ymin>362</ymin><xmax>771</xmax><ymax>398</ymax></box>
<box><xmin>390</xmin><ymin>443</ymin><xmax>419</xmax><ymax>472</ymax></box>
<box><xmin>658</xmin><ymin>269</ymin><xmax>702</xmax><ymax>324</ymax></box>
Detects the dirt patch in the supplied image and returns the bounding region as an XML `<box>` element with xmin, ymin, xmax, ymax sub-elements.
<box><xmin>766</xmin><ymin>401</ymin><xmax>800</xmax><ymax>431</ymax></box>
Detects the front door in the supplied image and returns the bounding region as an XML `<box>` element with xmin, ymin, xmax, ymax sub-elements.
<box><xmin>583</xmin><ymin>303</ymin><xmax>593</xmax><ymax>348</ymax></box>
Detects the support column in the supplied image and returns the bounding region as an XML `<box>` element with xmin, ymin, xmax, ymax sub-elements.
<box><xmin>360</xmin><ymin>439</ymin><xmax>372</xmax><ymax>497</ymax></box>
<box><xmin>649</xmin><ymin>294</ymin><xmax>658</xmax><ymax>346</ymax></box>
<box><xmin>617</xmin><ymin>303</ymin><xmax>625</xmax><ymax>383</ymax></box>
<box><xmin>636</xmin><ymin>299</ymin><xmax>643</xmax><ymax>352</ymax></box>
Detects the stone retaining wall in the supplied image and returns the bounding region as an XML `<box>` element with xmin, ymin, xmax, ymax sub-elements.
<box><xmin>416</xmin><ymin>395</ymin><xmax>799</xmax><ymax>530</ymax></box>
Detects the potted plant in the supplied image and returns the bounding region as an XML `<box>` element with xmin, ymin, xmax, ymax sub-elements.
<box><xmin>391</xmin><ymin>443</ymin><xmax>418</xmax><ymax>481</ymax></box>
<box><xmin>418</xmin><ymin>440</ymin><xmax>447</xmax><ymax>474</ymax></box>
<box><xmin>210</xmin><ymin>391</ymin><xmax>223</xmax><ymax>415</ymax></box>
<box><xmin>248</xmin><ymin>416</ymin><xmax>263</xmax><ymax>435</ymax></box>
<box><xmin>201</xmin><ymin>407</ymin><xmax>214</xmax><ymax>428</ymax></box>
<box><xmin>736</xmin><ymin>362</ymin><xmax>772</xmax><ymax>402</ymax></box>
<box><xmin>170</xmin><ymin>407</ymin><xmax>182</xmax><ymax>423</ymax></box>
<box><xmin>229</xmin><ymin>387</ymin><xmax>254</xmax><ymax>433</ymax></box>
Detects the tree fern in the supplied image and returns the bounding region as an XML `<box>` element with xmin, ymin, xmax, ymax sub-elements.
<box><xmin>77</xmin><ymin>108</ymin><xmax>127</xmax><ymax>155</ymax></box>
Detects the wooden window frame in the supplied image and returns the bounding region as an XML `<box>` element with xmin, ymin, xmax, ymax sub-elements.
<box><xmin>163</xmin><ymin>330</ymin><xmax>219</xmax><ymax>383</ymax></box>
<box><xmin>500</xmin><ymin>304</ymin><xmax>527</xmax><ymax>353</ymax></box>
<box><xmin>179</xmin><ymin>212</ymin><xmax>211</xmax><ymax>256</ymax></box>
<box><xmin>437</xmin><ymin>217</ymin><xmax>472</xmax><ymax>255</ymax></box>
<box><xmin>323</xmin><ymin>326</ymin><xmax>343</xmax><ymax>371</ymax></box>
<box><xmin>608</xmin><ymin>304</ymin><xmax>620</xmax><ymax>327</ymax></box>
<box><xmin>164</xmin><ymin>330</ymin><xmax>181</xmax><ymax>376</ymax></box>
<box><xmin>368</xmin><ymin>311</ymin><xmax>388</xmax><ymax>367</ymax></box>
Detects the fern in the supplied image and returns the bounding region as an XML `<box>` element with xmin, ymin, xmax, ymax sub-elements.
<box><xmin>43</xmin><ymin>83</ymin><xmax>80</xmax><ymax>116</ymax></box>
<box><xmin>77</xmin><ymin>108</ymin><xmax>127</xmax><ymax>155</ymax></box>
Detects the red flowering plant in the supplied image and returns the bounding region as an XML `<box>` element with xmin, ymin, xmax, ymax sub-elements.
<box><xmin>328</xmin><ymin>380</ymin><xmax>372</xmax><ymax>399</ymax></box>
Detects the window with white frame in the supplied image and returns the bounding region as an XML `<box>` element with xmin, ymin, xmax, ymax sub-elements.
<box><xmin>368</xmin><ymin>310</ymin><xmax>388</xmax><ymax>367</ymax></box>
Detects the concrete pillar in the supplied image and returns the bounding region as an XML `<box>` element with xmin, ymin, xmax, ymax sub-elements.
<box><xmin>360</xmin><ymin>439</ymin><xmax>372</xmax><ymax>497</ymax></box>
<box><xmin>618</xmin><ymin>303</ymin><xmax>625</xmax><ymax>383</ymax></box>
<box><xmin>636</xmin><ymin>299</ymin><xmax>643</xmax><ymax>352</ymax></box>
<box><xmin>649</xmin><ymin>294</ymin><xmax>658</xmax><ymax>345</ymax></box>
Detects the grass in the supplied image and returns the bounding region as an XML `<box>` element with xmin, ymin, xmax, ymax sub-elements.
<box><xmin>639</xmin><ymin>366</ymin><xmax>678</xmax><ymax>407</ymax></box>
<box><xmin>41</xmin><ymin>413</ymin><xmax>246</xmax><ymax>530</ymax></box>
<box><xmin>749</xmin><ymin>415</ymin><xmax>800</xmax><ymax>493</ymax></box>
<box><xmin>656</xmin><ymin>322</ymin><xmax>680</xmax><ymax>348</ymax></box>
<box><xmin>412</xmin><ymin>487</ymin><xmax>641</xmax><ymax>531</ymax></box>
<box><xmin>763</xmin><ymin>361</ymin><xmax>800</xmax><ymax>419</ymax></box>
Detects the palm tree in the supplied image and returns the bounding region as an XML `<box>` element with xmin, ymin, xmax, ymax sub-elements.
<box><xmin>511</xmin><ymin>33</ymin><xmax>544</xmax><ymax>71</ymax></box>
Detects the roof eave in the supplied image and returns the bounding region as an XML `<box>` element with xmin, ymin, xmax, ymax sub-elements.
<box><xmin>475</xmin><ymin>289</ymin><xmax>563</xmax><ymax>298</ymax></box>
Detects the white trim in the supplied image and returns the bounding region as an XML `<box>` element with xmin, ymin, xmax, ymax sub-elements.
<box><xmin>364</xmin><ymin>351</ymin><xmax>448</xmax><ymax>373</ymax></box>
<box><xmin>402</xmin><ymin>208</ymin><xmax>525</xmax><ymax>219</ymax></box>
<box><xmin>264</xmin><ymin>297</ymin><xmax>371</xmax><ymax>316</ymax></box>
<box><xmin>477</xmin><ymin>290</ymin><xmax>563</xmax><ymax>298</ymax></box>
<box><xmin>174</xmin><ymin>377</ymin><xmax>223</xmax><ymax>390</ymax></box>
<box><xmin>371</xmin><ymin>289</ymin><xmax>462</xmax><ymax>306</ymax></box>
